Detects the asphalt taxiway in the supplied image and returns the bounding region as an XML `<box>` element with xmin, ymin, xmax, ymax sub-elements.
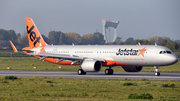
<box><xmin>0</xmin><ymin>70</ymin><xmax>180</xmax><ymax>80</ymax></box>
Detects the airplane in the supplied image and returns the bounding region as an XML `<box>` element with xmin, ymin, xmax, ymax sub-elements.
<box><xmin>9</xmin><ymin>17</ymin><xmax>178</xmax><ymax>76</ymax></box>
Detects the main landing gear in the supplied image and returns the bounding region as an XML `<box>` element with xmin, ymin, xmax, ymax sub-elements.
<box><xmin>77</xmin><ymin>69</ymin><xmax>86</xmax><ymax>75</ymax></box>
<box><xmin>105</xmin><ymin>66</ymin><xmax>114</xmax><ymax>75</ymax></box>
<box><xmin>154</xmin><ymin>66</ymin><xmax>160</xmax><ymax>76</ymax></box>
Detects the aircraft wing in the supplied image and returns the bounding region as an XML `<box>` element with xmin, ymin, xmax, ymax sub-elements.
<box><xmin>27</xmin><ymin>53</ymin><xmax>105</xmax><ymax>64</ymax></box>
<box><xmin>28</xmin><ymin>53</ymin><xmax>83</xmax><ymax>60</ymax></box>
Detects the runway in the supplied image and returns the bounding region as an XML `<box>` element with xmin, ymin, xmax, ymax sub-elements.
<box><xmin>0</xmin><ymin>70</ymin><xmax>180</xmax><ymax>81</ymax></box>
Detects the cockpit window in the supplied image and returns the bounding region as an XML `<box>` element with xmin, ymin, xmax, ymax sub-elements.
<box><xmin>166</xmin><ymin>51</ymin><xmax>172</xmax><ymax>54</ymax></box>
<box><xmin>159</xmin><ymin>51</ymin><xmax>172</xmax><ymax>54</ymax></box>
<box><xmin>163</xmin><ymin>51</ymin><xmax>166</xmax><ymax>54</ymax></box>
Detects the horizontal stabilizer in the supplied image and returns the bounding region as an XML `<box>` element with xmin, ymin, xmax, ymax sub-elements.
<box><xmin>9</xmin><ymin>40</ymin><xmax>18</xmax><ymax>52</ymax></box>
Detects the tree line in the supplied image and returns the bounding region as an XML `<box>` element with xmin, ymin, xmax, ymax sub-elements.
<box><xmin>0</xmin><ymin>29</ymin><xmax>105</xmax><ymax>49</ymax></box>
<box><xmin>0</xmin><ymin>29</ymin><xmax>179</xmax><ymax>50</ymax></box>
<box><xmin>124</xmin><ymin>37</ymin><xmax>180</xmax><ymax>50</ymax></box>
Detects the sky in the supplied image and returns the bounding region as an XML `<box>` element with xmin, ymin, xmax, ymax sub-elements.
<box><xmin>0</xmin><ymin>0</ymin><xmax>180</xmax><ymax>41</ymax></box>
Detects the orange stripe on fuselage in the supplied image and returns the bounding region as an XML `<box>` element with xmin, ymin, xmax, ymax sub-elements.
<box><xmin>102</xmin><ymin>60</ymin><xmax>130</xmax><ymax>66</ymax></box>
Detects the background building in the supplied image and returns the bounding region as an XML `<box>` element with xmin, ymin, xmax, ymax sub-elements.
<box><xmin>102</xmin><ymin>19</ymin><xmax>119</xmax><ymax>43</ymax></box>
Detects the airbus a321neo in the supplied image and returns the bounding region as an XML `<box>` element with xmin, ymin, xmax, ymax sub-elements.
<box><xmin>9</xmin><ymin>17</ymin><xmax>178</xmax><ymax>76</ymax></box>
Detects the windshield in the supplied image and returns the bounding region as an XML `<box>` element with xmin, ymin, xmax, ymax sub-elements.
<box><xmin>159</xmin><ymin>51</ymin><xmax>172</xmax><ymax>54</ymax></box>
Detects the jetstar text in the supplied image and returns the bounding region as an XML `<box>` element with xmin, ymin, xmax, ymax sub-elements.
<box><xmin>27</xmin><ymin>25</ymin><xmax>41</xmax><ymax>46</ymax></box>
<box><xmin>116</xmin><ymin>49</ymin><xmax>139</xmax><ymax>56</ymax></box>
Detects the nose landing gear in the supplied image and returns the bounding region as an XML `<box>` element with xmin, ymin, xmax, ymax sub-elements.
<box><xmin>154</xmin><ymin>66</ymin><xmax>160</xmax><ymax>76</ymax></box>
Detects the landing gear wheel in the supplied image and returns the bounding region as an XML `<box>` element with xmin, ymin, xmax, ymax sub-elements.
<box><xmin>105</xmin><ymin>69</ymin><xmax>109</xmax><ymax>75</ymax></box>
<box><xmin>109</xmin><ymin>69</ymin><xmax>114</xmax><ymax>75</ymax></box>
<box><xmin>105</xmin><ymin>69</ymin><xmax>114</xmax><ymax>75</ymax></box>
<box><xmin>155</xmin><ymin>72</ymin><xmax>160</xmax><ymax>76</ymax></box>
<box><xmin>77</xmin><ymin>69</ymin><xmax>86</xmax><ymax>75</ymax></box>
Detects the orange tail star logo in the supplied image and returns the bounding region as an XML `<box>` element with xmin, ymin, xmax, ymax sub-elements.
<box><xmin>40</xmin><ymin>47</ymin><xmax>46</xmax><ymax>53</ymax></box>
<box><xmin>137</xmin><ymin>47</ymin><xmax>148</xmax><ymax>57</ymax></box>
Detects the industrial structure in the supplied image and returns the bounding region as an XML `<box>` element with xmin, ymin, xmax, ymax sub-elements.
<box><xmin>102</xmin><ymin>19</ymin><xmax>119</xmax><ymax>43</ymax></box>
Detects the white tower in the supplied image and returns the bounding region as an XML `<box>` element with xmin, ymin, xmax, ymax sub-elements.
<box><xmin>102</xmin><ymin>20</ymin><xmax>119</xmax><ymax>43</ymax></box>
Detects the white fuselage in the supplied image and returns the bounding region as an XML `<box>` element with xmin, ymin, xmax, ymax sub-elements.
<box><xmin>32</xmin><ymin>45</ymin><xmax>178</xmax><ymax>66</ymax></box>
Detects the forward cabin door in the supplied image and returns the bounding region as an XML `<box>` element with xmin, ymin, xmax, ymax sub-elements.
<box><xmin>148</xmin><ymin>47</ymin><xmax>154</xmax><ymax>59</ymax></box>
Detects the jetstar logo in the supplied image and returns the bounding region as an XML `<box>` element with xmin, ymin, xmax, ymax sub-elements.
<box><xmin>137</xmin><ymin>47</ymin><xmax>148</xmax><ymax>57</ymax></box>
<box><xmin>116</xmin><ymin>47</ymin><xmax>148</xmax><ymax>57</ymax></box>
<box><xmin>116</xmin><ymin>49</ymin><xmax>139</xmax><ymax>56</ymax></box>
<box><xmin>40</xmin><ymin>47</ymin><xmax>46</xmax><ymax>53</ymax></box>
<box><xmin>27</xmin><ymin>25</ymin><xmax>41</xmax><ymax>46</ymax></box>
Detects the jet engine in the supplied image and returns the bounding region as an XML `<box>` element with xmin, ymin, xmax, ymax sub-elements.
<box><xmin>122</xmin><ymin>66</ymin><xmax>143</xmax><ymax>72</ymax></box>
<box><xmin>81</xmin><ymin>60</ymin><xmax>102</xmax><ymax>72</ymax></box>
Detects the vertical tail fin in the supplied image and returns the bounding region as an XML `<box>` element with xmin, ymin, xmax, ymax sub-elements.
<box><xmin>25</xmin><ymin>17</ymin><xmax>47</xmax><ymax>47</ymax></box>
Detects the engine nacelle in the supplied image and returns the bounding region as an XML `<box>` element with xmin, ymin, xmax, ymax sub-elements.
<box><xmin>81</xmin><ymin>60</ymin><xmax>102</xmax><ymax>72</ymax></box>
<box><xmin>122</xmin><ymin>66</ymin><xmax>143</xmax><ymax>72</ymax></box>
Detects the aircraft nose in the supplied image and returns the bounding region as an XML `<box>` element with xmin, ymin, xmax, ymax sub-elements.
<box><xmin>168</xmin><ymin>55</ymin><xmax>178</xmax><ymax>65</ymax></box>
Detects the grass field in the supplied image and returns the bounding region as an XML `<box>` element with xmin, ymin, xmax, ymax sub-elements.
<box><xmin>0</xmin><ymin>76</ymin><xmax>179</xmax><ymax>100</ymax></box>
<box><xmin>0</xmin><ymin>58</ymin><xmax>179</xmax><ymax>72</ymax></box>
<box><xmin>172</xmin><ymin>50</ymin><xmax>180</xmax><ymax>52</ymax></box>
<box><xmin>0</xmin><ymin>52</ymin><xmax>179</xmax><ymax>100</ymax></box>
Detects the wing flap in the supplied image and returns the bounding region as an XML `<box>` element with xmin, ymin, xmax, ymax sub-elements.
<box><xmin>27</xmin><ymin>53</ymin><xmax>84</xmax><ymax>60</ymax></box>
<box><xmin>27</xmin><ymin>53</ymin><xmax>105</xmax><ymax>64</ymax></box>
